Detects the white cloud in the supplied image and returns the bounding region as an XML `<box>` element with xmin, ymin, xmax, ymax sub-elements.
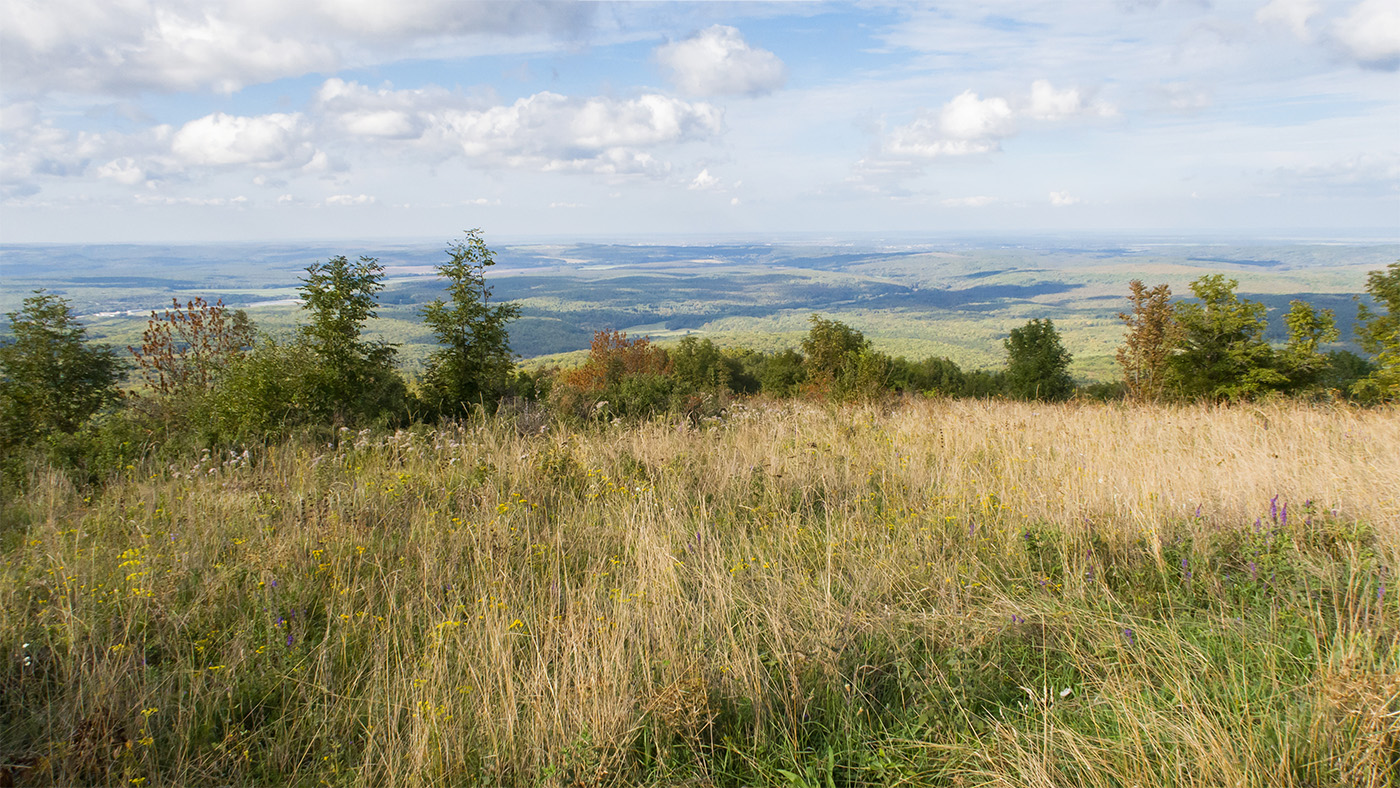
<box><xmin>325</xmin><ymin>193</ymin><xmax>375</xmax><ymax>206</ymax></box>
<box><xmin>1256</xmin><ymin>0</ymin><xmax>1321</xmax><ymax>41</ymax></box>
<box><xmin>654</xmin><ymin>25</ymin><xmax>787</xmax><ymax>97</ymax></box>
<box><xmin>1024</xmin><ymin>80</ymin><xmax>1116</xmax><ymax>121</ymax></box>
<box><xmin>689</xmin><ymin>168</ymin><xmax>722</xmax><ymax>190</ymax></box>
<box><xmin>97</xmin><ymin>157</ymin><xmax>147</xmax><ymax>185</ymax></box>
<box><xmin>313</xmin><ymin>80</ymin><xmax>722</xmax><ymax>175</ymax></box>
<box><xmin>941</xmin><ymin>195</ymin><xmax>998</xmax><ymax>207</ymax></box>
<box><xmin>436</xmin><ymin>91</ymin><xmax>722</xmax><ymax>175</ymax></box>
<box><xmin>881</xmin><ymin>81</ymin><xmax>1112</xmax><ymax>162</ymax></box>
<box><xmin>0</xmin><ymin>0</ymin><xmax>595</xmax><ymax>96</ymax></box>
<box><xmin>171</xmin><ymin>112</ymin><xmax>319</xmax><ymax>168</ymax></box>
<box><xmin>884</xmin><ymin>91</ymin><xmax>1013</xmax><ymax>159</ymax></box>
<box><xmin>1050</xmin><ymin>191</ymin><xmax>1081</xmax><ymax>206</ymax></box>
<box><xmin>1331</xmin><ymin>0</ymin><xmax>1400</xmax><ymax>68</ymax></box>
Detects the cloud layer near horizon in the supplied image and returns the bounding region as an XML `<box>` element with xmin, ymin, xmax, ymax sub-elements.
<box><xmin>1</xmin><ymin>0</ymin><xmax>1395</xmax><ymax>240</ymax></box>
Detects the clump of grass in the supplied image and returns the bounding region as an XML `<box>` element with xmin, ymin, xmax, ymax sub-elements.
<box><xmin>2</xmin><ymin>399</ymin><xmax>1397</xmax><ymax>786</ymax></box>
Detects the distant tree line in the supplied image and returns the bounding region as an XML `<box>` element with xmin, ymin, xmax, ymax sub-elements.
<box><xmin>1</xmin><ymin>226</ymin><xmax>1396</xmax><ymax>489</ymax></box>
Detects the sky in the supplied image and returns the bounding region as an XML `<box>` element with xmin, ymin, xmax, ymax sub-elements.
<box><xmin>1</xmin><ymin>0</ymin><xmax>1398</xmax><ymax>243</ymax></box>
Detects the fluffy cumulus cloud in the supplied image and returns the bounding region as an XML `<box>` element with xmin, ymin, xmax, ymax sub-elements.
<box><xmin>171</xmin><ymin>112</ymin><xmax>319</xmax><ymax>168</ymax></box>
<box><xmin>0</xmin><ymin>0</ymin><xmax>594</xmax><ymax>96</ymax></box>
<box><xmin>1049</xmin><ymin>191</ymin><xmax>1081</xmax><ymax>206</ymax></box>
<box><xmin>1331</xmin><ymin>0</ymin><xmax>1400</xmax><ymax>68</ymax></box>
<box><xmin>654</xmin><ymin>25</ymin><xmax>787</xmax><ymax>97</ymax></box>
<box><xmin>881</xmin><ymin>81</ymin><xmax>1112</xmax><ymax>160</ymax></box>
<box><xmin>317</xmin><ymin>80</ymin><xmax>723</xmax><ymax>176</ymax></box>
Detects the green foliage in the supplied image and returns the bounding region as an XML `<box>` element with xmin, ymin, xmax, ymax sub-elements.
<box><xmin>1278</xmin><ymin>300</ymin><xmax>1339</xmax><ymax>396</ymax></box>
<box><xmin>886</xmin><ymin>355</ymin><xmax>967</xmax><ymax>396</ymax></box>
<box><xmin>670</xmin><ymin>336</ymin><xmax>738</xmax><ymax>392</ymax></box>
<box><xmin>1353</xmin><ymin>261</ymin><xmax>1400</xmax><ymax>402</ymax></box>
<box><xmin>798</xmin><ymin>315</ymin><xmax>893</xmax><ymax>400</ymax></box>
<box><xmin>205</xmin><ymin>337</ymin><xmax>326</xmax><ymax>442</ymax></box>
<box><xmin>1168</xmin><ymin>275</ymin><xmax>1283</xmax><ymax>401</ymax></box>
<box><xmin>419</xmin><ymin>230</ymin><xmax>521</xmax><ymax>418</ymax></box>
<box><xmin>297</xmin><ymin>255</ymin><xmax>408</xmax><ymax>425</ymax></box>
<box><xmin>1320</xmin><ymin>350</ymin><xmax>1376</xmax><ymax>398</ymax></box>
<box><xmin>750</xmin><ymin>349</ymin><xmax>807</xmax><ymax>398</ymax></box>
<box><xmin>0</xmin><ymin>291</ymin><xmax>120</xmax><ymax>453</ymax></box>
<box><xmin>1004</xmin><ymin>318</ymin><xmax>1074</xmax><ymax>401</ymax></box>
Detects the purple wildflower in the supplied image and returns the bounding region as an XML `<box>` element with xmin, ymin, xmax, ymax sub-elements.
<box><xmin>1010</xmin><ymin>614</ymin><xmax>1025</xmax><ymax>625</ymax></box>
<box><xmin>1270</xmin><ymin>495</ymin><xmax>1279</xmax><ymax>523</ymax></box>
<box><xmin>1123</xmin><ymin>628</ymin><xmax>1135</xmax><ymax>646</ymax></box>
<box><xmin>1248</xmin><ymin>561</ymin><xmax>1257</xmax><ymax>581</ymax></box>
<box><xmin>1380</xmin><ymin>582</ymin><xmax>1386</xmax><ymax>605</ymax></box>
<box><xmin>1181</xmin><ymin>557</ymin><xmax>1192</xmax><ymax>580</ymax></box>
<box><xmin>286</xmin><ymin>633</ymin><xmax>294</xmax><ymax>647</ymax></box>
<box><xmin>1280</xmin><ymin>503</ymin><xmax>1288</xmax><ymax>529</ymax></box>
<box><xmin>1194</xmin><ymin>504</ymin><xmax>1202</xmax><ymax>518</ymax></box>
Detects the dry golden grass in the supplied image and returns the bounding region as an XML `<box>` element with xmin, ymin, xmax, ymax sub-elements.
<box><xmin>3</xmin><ymin>398</ymin><xmax>1397</xmax><ymax>786</ymax></box>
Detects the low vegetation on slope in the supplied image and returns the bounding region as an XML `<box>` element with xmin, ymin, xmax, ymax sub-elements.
<box><xmin>3</xmin><ymin>399</ymin><xmax>1396</xmax><ymax>786</ymax></box>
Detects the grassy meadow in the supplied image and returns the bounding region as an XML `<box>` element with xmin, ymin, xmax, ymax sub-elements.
<box><xmin>3</xmin><ymin>398</ymin><xmax>1398</xmax><ymax>786</ymax></box>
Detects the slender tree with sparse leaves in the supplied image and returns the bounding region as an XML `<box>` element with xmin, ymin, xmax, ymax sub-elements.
<box><xmin>298</xmin><ymin>255</ymin><xmax>405</xmax><ymax>425</ymax></box>
<box><xmin>1116</xmin><ymin>280</ymin><xmax>1178</xmax><ymax>401</ymax></box>
<box><xmin>419</xmin><ymin>230</ymin><xmax>521</xmax><ymax>416</ymax></box>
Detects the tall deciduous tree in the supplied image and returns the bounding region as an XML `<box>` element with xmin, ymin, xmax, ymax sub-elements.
<box><xmin>1116</xmin><ymin>280</ymin><xmax>1177</xmax><ymax>401</ymax></box>
<box><xmin>420</xmin><ymin>230</ymin><xmax>521</xmax><ymax>416</ymax></box>
<box><xmin>1167</xmin><ymin>275</ymin><xmax>1282</xmax><ymax>401</ymax></box>
<box><xmin>1354</xmin><ymin>261</ymin><xmax>1400</xmax><ymax>402</ymax></box>
<box><xmin>1004</xmin><ymin>318</ymin><xmax>1074</xmax><ymax>401</ymax></box>
<box><xmin>298</xmin><ymin>255</ymin><xmax>404</xmax><ymax>424</ymax></box>
<box><xmin>0</xmin><ymin>291</ymin><xmax>120</xmax><ymax>450</ymax></box>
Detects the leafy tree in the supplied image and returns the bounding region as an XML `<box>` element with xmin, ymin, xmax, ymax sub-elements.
<box><xmin>671</xmin><ymin>336</ymin><xmax>738</xmax><ymax>392</ymax></box>
<box><xmin>801</xmin><ymin>315</ymin><xmax>867</xmax><ymax>383</ymax></box>
<box><xmin>1278</xmin><ymin>300</ymin><xmax>1339</xmax><ymax>396</ymax></box>
<box><xmin>1353</xmin><ymin>261</ymin><xmax>1400</xmax><ymax>402</ymax></box>
<box><xmin>1004</xmin><ymin>318</ymin><xmax>1074</xmax><ymax>401</ymax></box>
<box><xmin>800</xmin><ymin>315</ymin><xmax>888</xmax><ymax>399</ymax></box>
<box><xmin>1167</xmin><ymin>275</ymin><xmax>1282</xmax><ymax>401</ymax></box>
<box><xmin>0</xmin><ymin>291</ymin><xmax>120</xmax><ymax>450</ymax></box>
<box><xmin>888</xmin><ymin>355</ymin><xmax>967</xmax><ymax>396</ymax></box>
<box><xmin>752</xmin><ymin>349</ymin><xmax>806</xmax><ymax>397</ymax></box>
<box><xmin>297</xmin><ymin>255</ymin><xmax>407</xmax><ymax>425</ymax></box>
<box><xmin>420</xmin><ymin>230</ymin><xmax>521</xmax><ymax>416</ymax></box>
<box><xmin>1116</xmin><ymin>280</ymin><xmax>1177</xmax><ymax>401</ymax></box>
<box><xmin>1320</xmin><ymin>350</ymin><xmax>1377</xmax><ymax>399</ymax></box>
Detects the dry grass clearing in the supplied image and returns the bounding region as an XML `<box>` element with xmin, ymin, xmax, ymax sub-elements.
<box><xmin>3</xmin><ymin>399</ymin><xmax>1397</xmax><ymax>786</ymax></box>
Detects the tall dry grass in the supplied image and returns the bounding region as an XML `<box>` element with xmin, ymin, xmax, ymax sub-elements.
<box><xmin>3</xmin><ymin>398</ymin><xmax>1397</xmax><ymax>786</ymax></box>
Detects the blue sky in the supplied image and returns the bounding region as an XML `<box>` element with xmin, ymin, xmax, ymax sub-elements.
<box><xmin>1</xmin><ymin>0</ymin><xmax>1397</xmax><ymax>242</ymax></box>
